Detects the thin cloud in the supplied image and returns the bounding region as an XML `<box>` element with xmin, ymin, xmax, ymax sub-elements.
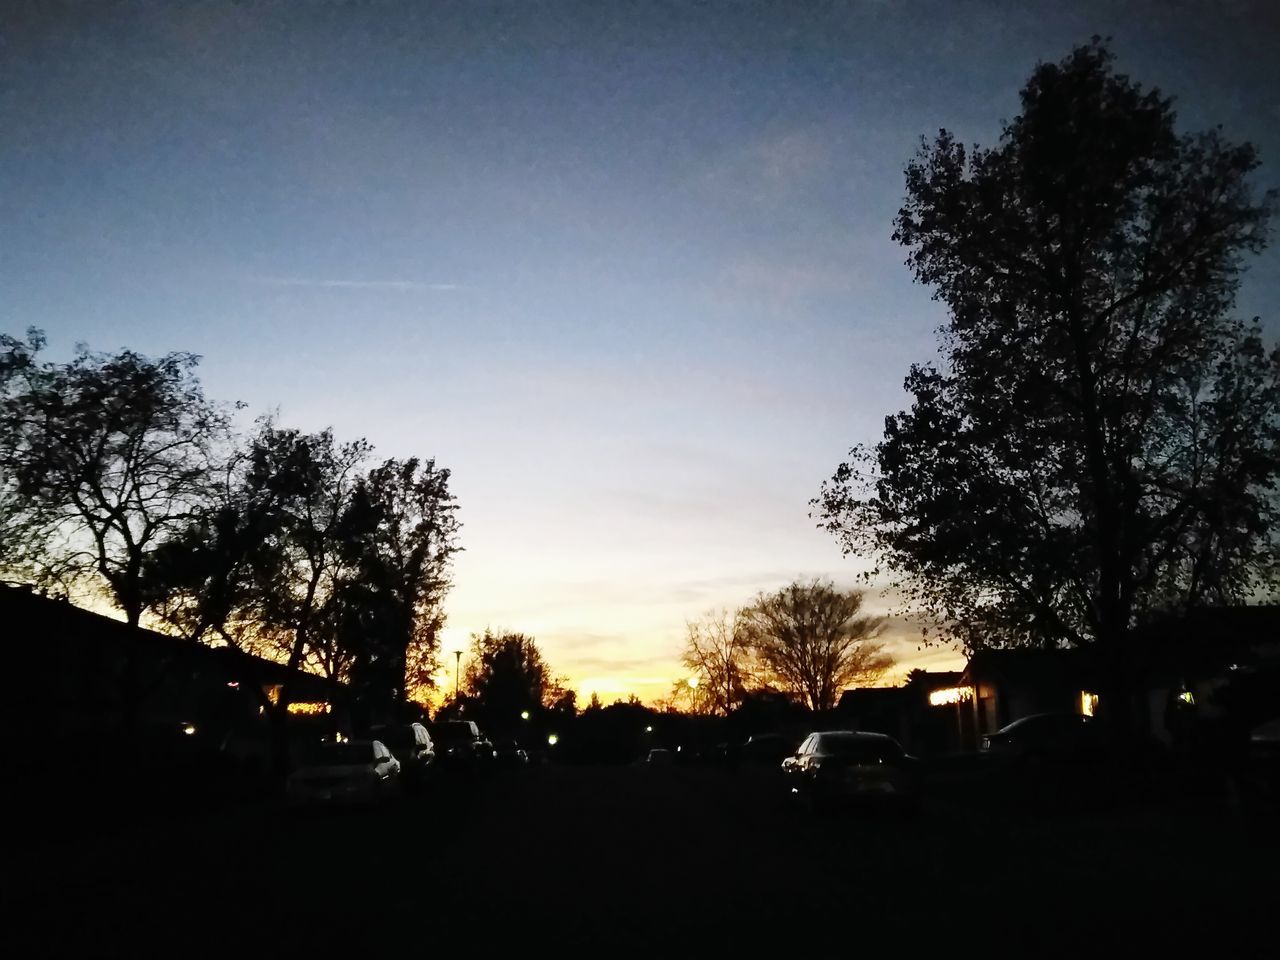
<box><xmin>250</xmin><ymin>276</ymin><xmax>463</xmax><ymax>292</ymax></box>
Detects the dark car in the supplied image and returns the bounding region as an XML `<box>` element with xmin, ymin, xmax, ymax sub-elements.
<box><xmin>782</xmin><ymin>731</ymin><xmax>917</xmax><ymax>810</ymax></box>
<box><xmin>740</xmin><ymin>733</ymin><xmax>800</xmax><ymax>768</ymax></box>
<box><xmin>427</xmin><ymin>720</ymin><xmax>494</xmax><ymax>771</ymax></box>
<box><xmin>981</xmin><ymin>713</ymin><xmax>1105</xmax><ymax>765</ymax></box>
<box><xmin>493</xmin><ymin>738</ymin><xmax>529</xmax><ymax>767</ymax></box>
<box><xmin>368</xmin><ymin>722</ymin><xmax>435</xmax><ymax>784</ymax></box>
<box><xmin>646</xmin><ymin>748</ymin><xmax>673</xmax><ymax>766</ymax></box>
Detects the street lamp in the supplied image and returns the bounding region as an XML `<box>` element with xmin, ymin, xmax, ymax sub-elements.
<box><xmin>454</xmin><ymin>650</ymin><xmax>462</xmax><ymax>699</ymax></box>
<box><xmin>520</xmin><ymin>710</ymin><xmax>530</xmax><ymax>721</ymax></box>
<box><xmin>547</xmin><ymin>733</ymin><xmax>559</xmax><ymax>746</ymax></box>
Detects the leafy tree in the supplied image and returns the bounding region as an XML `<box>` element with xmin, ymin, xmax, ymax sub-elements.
<box><xmin>331</xmin><ymin>456</ymin><xmax>461</xmax><ymax>722</ymax></box>
<box><xmin>740</xmin><ymin>579</ymin><xmax>891</xmax><ymax>712</ymax></box>
<box><xmin>0</xmin><ymin>329</ymin><xmax>230</xmax><ymax>625</ymax></box>
<box><xmin>147</xmin><ymin>426</ymin><xmax>460</xmax><ymax>719</ymax></box>
<box><xmin>547</xmin><ymin>685</ymin><xmax>578</xmax><ymax>718</ymax></box>
<box><xmin>815</xmin><ymin>42</ymin><xmax>1280</xmax><ymax>717</ymax></box>
<box><xmin>680</xmin><ymin>608</ymin><xmax>754</xmax><ymax>715</ymax></box>
<box><xmin>463</xmin><ymin>629</ymin><xmax>559</xmax><ymax>731</ymax></box>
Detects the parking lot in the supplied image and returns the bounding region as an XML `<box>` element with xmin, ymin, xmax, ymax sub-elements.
<box><xmin>6</xmin><ymin>764</ymin><xmax>1274</xmax><ymax>955</ymax></box>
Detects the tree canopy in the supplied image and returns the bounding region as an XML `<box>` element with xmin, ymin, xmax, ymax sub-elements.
<box><xmin>0</xmin><ymin>329</ymin><xmax>231</xmax><ymax>625</ymax></box>
<box><xmin>816</xmin><ymin>41</ymin><xmax>1280</xmax><ymax>662</ymax></box>
<box><xmin>740</xmin><ymin>580</ymin><xmax>891</xmax><ymax>712</ymax></box>
<box><xmin>0</xmin><ymin>332</ymin><xmax>461</xmax><ymax>727</ymax></box>
<box><xmin>461</xmin><ymin>629</ymin><xmax>569</xmax><ymax>733</ymax></box>
<box><xmin>679</xmin><ymin>608</ymin><xmax>753</xmax><ymax>716</ymax></box>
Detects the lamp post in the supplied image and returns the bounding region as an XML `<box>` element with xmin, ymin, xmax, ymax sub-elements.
<box><xmin>454</xmin><ymin>650</ymin><xmax>462</xmax><ymax>700</ymax></box>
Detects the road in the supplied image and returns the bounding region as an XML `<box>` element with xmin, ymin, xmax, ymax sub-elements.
<box><xmin>6</xmin><ymin>765</ymin><xmax>1274</xmax><ymax>954</ymax></box>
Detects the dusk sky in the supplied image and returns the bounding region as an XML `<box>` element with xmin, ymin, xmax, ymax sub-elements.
<box><xmin>5</xmin><ymin>1</ymin><xmax>1279</xmax><ymax>701</ymax></box>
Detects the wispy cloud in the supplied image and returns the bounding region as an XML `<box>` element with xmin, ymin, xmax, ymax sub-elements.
<box><xmin>250</xmin><ymin>276</ymin><xmax>463</xmax><ymax>292</ymax></box>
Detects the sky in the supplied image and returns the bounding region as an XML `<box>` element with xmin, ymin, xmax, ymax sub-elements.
<box><xmin>4</xmin><ymin>1</ymin><xmax>1279</xmax><ymax>703</ymax></box>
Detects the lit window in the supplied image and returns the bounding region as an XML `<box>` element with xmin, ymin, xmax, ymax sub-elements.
<box><xmin>929</xmin><ymin>686</ymin><xmax>974</xmax><ymax>706</ymax></box>
<box><xmin>286</xmin><ymin>701</ymin><xmax>331</xmax><ymax>716</ymax></box>
<box><xmin>1081</xmin><ymin>692</ymin><xmax>1099</xmax><ymax>717</ymax></box>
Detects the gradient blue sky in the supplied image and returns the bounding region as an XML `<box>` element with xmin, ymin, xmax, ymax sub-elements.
<box><xmin>5</xmin><ymin>1</ymin><xmax>1279</xmax><ymax>700</ymax></box>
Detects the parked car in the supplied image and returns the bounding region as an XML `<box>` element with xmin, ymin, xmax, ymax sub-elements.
<box><xmin>742</xmin><ymin>733</ymin><xmax>799</xmax><ymax>766</ymax></box>
<box><xmin>428</xmin><ymin>721</ymin><xmax>494</xmax><ymax>770</ymax></box>
<box><xmin>782</xmin><ymin>731</ymin><xmax>917</xmax><ymax>810</ymax></box>
<box><xmin>646</xmin><ymin>748</ymin><xmax>673</xmax><ymax>766</ymax></box>
<box><xmin>981</xmin><ymin>713</ymin><xmax>1105</xmax><ymax>765</ymax></box>
<box><xmin>369</xmin><ymin>722</ymin><xmax>435</xmax><ymax>783</ymax></box>
<box><xmin>493</xmin><ymin>738</ymin><xmax>529</xmax><ymax>767</ymax></box>
<box><xmin>287</xmin><ymin>740</ymin><xmax>401</xmax><ymax>806</ymax></box>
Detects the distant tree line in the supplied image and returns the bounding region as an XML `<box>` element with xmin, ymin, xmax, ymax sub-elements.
<box><xmin>0</xmin><ymin>330</ymin><xmax>461</xmax><ymax>726</ymax></box>
<box><xmin>675</xmin><ymin>579</ymin><xmax>893</xmax><ymax>715</ymax></box>
<box><xmin>440</xmin><ymin>628</ymin><xmax>576</xmax><ymax>736</ymax></box>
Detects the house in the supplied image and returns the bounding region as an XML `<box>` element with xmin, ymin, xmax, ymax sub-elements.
<box><xmin>837</xmin><ymin>670</ymin><xmax>969</xmax><ymax>755</ymax></box>
<box><xmin>954</xmin><ymin>606</ymin><xmax>1280</xmax><ymax>749</ymax></box>
<box><xmin>2</xmin><ymin>583</ymin><xmax>339</xmax><ymax>754</ymax></box>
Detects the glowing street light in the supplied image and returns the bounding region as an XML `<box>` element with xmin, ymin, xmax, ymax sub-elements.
<box><xmin>547</xmin><ymin>733</ymin><xmax>559</xmax><ymax>747</ymax></box>
<box><xmin>182</xmin><ymin>724</ymin><xmax>197</xmax><ymax>736</ymax></box>
<box><xmin>645</xmin><ymin>725</ymin><xmax>654</xmax><ymax>733</ymax></box>
<box><xmin>520</xmin><ymin>710</ymin><xmax>530</xmax><ymax>720</ymax></box>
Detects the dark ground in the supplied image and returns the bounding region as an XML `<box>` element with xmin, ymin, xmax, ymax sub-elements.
<box><xmin>5</xmin><ymin>764</ymin><xmax>1275</xmax><ymax>955</ymax></box>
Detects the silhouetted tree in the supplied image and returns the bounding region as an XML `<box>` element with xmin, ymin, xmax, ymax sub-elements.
<box><xmin>680</xmin><ymin>608</ymin><xmax>755</xmax><ymax>715</ymax></box>
<box><xmin>740</xmin><ymin>579</ymin><xmax>891</xmax><ymax>712</ymax></box>
<box><xmin>464</xmin><ymin>630</ymin><xmax>559</xmax><ymax>732</ymax></box>
<box><xmin>331</xmin><ymin>457</ymin><xmax>460</xmax><ymax>723</ymax></box>
<box><xmin>0</xmin><ymin>329</ymin><xmax>231</xmax><ymax>625</ymax></box>
<box><xmin>815</xmin><ymin>42</ymin><xmax>1279</xmax><ymax>725</ymax></box>
<box><xmin>547</xmin><ymin>686</ymin><xmax>578</xmax><ymax>718</ymax></box>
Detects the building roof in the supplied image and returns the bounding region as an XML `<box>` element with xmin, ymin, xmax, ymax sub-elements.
<box><xmin>1</xmin><ymin>583</ymin><xmax>337</xmax><ymax>701</ymax></box>
<box><xmin>961</xmin><ymin>605</ymin><xmax>1280</xmax><ymax>684</ymax></box>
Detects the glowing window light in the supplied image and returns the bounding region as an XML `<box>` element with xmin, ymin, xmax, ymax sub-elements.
<box><xmin>286</xmin><ymin>701</ymin><xmax>331</xmax><ymax>716</ymax></box>
<box><xmin>1081</xmin><ymin>692</ymin><xmax>1100</xmax><ymax>717</ymax></box>
<box><xmin>929</xmin><ymin>686</ymin><xmax>974</xmax><ymax>706</ymax></box>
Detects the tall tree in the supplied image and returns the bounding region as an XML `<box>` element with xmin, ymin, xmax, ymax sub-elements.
<box><xmin>331</xmin><ymin>456</ymin><xmax>461</xmax><ymax>721</ymax></box>
<box><xmin>815</xmin><ymin>43</ymin><xmax>1280</xmax><ymax>718</ymax></box>
<box><xmin>0</xmin><ymin>330</ymin><xmax>230</xmax><ymax>625</ymax></box>
<box><xmin>680</xmin><ymin>608</ymin><xmax>754</xmax><ymax>715</ymax></box>
<box><xmin>463</xmin><ymin>629</ymin><xmax>559</xmax><ymax>730</ymax></box>
<box><xmin>740</xmin><ymin>580</ymin><xmax>891</xmax><ymax>712</ymax></box>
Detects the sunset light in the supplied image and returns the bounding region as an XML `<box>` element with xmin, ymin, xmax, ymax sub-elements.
<box><xmin>5</xmin><ymin>4</ymin><xmax>1278</xmax><ymax>951</ymax></box>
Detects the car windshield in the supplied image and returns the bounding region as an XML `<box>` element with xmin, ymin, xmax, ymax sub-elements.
<box><xmin>300</xmin><ymin>742</ymin><xmax>373</xmax><ymax>767</ymax></box>
<box><xmin>815</xmin><ymin>734</ymin><xmax>902</xmax><ymax>762</ymax></box>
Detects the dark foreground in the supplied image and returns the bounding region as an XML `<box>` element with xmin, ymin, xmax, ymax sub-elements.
<box><xmin>6</xmin><ymin>765</ymin><xmax>1275</xmax><ymax>954</ymax></box>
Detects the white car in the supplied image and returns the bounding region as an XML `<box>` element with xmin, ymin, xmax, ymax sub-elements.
<box><xmin>287</xmin><ymin>739</ymin><xmax>401</xmax><ymax>805</ymax></box>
